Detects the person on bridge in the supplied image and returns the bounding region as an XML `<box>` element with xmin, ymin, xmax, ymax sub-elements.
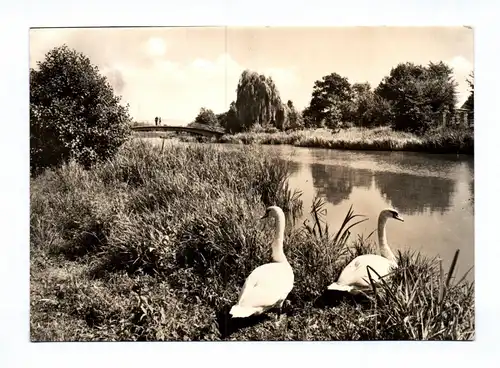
<box><xmin>155</xmin><ymin>117</ymin><xmax>158</xmax><ymax>126</ymax></box>
<box><xmin>159</xmin><ymin>117</ymin><xmax>162</xmax><ymax>125</ymax></box>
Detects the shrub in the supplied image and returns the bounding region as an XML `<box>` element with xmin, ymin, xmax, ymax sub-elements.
<box><xmin>30</xmin><ymin>45</ymin><xmax>131</xmax><ymax>175</ymax></box>
<box><xmin>190</xmin><ymin>107</ymin><xmax>220</xmax><ymax>128</ymax></box>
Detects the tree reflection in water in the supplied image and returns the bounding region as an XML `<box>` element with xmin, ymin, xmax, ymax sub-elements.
<box><xmin>374</xmin><ymin>171</ymin><xmax>455</xmax><ymax>216</ymax></box>
<box><xmin>309</xmin><ymin>162</ymin><xmax>455</xmax><ymax>216</ymax></box>
<box><xmin>310</xmin><ymin>163</ymin><xmax>372</xmax><ymax>206</ymax></box>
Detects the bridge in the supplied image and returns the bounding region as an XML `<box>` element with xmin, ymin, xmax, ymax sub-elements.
<box><xmin>131</xmin><ymin>124</ymin><xmax>225</xmax><ymax>138</ymax></box>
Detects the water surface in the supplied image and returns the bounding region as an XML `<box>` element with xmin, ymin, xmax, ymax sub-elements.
<box><xmin>262</xmin><ymin>145</ymin><xmax>474</xmax><ymax>281</ymax></box>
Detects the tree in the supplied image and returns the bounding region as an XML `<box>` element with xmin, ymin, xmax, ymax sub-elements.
<box><xmin>275</xmin><ymin>103</ymin><xmax>290</xmax><ymax>131</ymax></box>
<box><xmin>235</xmin><ymin>70</ymin><xmax>283</xmax><ymax>131</ymax></box>
<box><xmin>303</xmin><ymin>73</ymin><xmax>353</xmax><ymax>129</ymax></box>
<box><xmin>218</xmin><ymin>102</ymin><xmax>241</xmax><ymax>134</ymax></box>
<box><xmin>426</xmin><ymin>61</ymin><xmax>458</xmax><ymax>114</ymax></box>
<box><xmin>463</xmin><ymin>71</ymin><xmax>474</xmax><ymax>112</ymax></box>
<box><xmin>216</xmin><ymin>112</ymin><xmax>227</xmax><ymax>128</ymax></box>
<box><xmin>342</xmin><ymin>82</ymin><xmax>371</xmax><ymax>126</ymax></box>
<box><xmin>344</xmin><ymin>82</ymin><xmax>393</xmax><ymax>128</ymax></box>
<box><xmin>191</xmin><ymin>107</ymin><xmax>219</xmax><ymax>127</ymax></box>
<box><xmin>375</xmin><ymin>61</ymin><xmax>458</xmax><ymax>134</ymax></box>
<box><xmin>30</xmin><ymin>45</ymin><xmax>131</xmax><ymax>174</ymax></box>
<box><xmin>368</xmin><ymin>95</ymin><xmax>394</xmax><ymax>127</ymax></box>
<box><xmin>285</xmin><ymin>100</ymin><xmax>304</xmax><ymax>130</ymax></box>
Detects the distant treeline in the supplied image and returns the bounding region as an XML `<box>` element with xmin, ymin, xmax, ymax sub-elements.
<box><xmin>191</xmin><ymin>64</ymin><xmax>474</xmax><ymax>136</ymax></box>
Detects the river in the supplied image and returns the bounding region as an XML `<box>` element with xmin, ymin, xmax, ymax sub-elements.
<box><xmin>143</xmin><ymin>137</ymin><xmax>475</xmax><ymax>281</ymax></box>
<box><xmin>261</xmin><ymin>145</ymin><xmax>475</xmax><ymax>281</ymax></box>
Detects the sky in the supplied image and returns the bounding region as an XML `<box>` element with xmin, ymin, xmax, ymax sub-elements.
<box><xmin>29</xmin><ymin>26</ymin><xmax>474</xmax><ymax>126</ymax></box>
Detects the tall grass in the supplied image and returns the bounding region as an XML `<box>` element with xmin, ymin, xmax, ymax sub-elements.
<box><xmin>362</xmin><ymin>249</ymin><xmax>474</xmax><ymax>340</ymax></box>
<box><xmin>220</xmin><ymin>126</ymin><xmax>473</xmax><ymax>155</ymax></box>
<box><xmin>30</xmin><ymin>139</ymin><xmax>474</xmax><ymax>341</ymax></box>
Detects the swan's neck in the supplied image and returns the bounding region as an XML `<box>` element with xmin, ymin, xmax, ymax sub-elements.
<box><xmin>378</xmin><ymin>215</ymin><xmax>396</xmax><ymax>262</ymax></box>
<box><xmin>271</xmin><ymin>215</ymin><xmax>287</xmax><ymax>263</ymax></box>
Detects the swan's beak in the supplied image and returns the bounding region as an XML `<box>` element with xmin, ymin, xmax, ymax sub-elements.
<box><xmin>395</xmin><ymin>215</ymin><xmax>404</xmax><ymax>222</ymax></box>
<box><xmin>260</xmin><ymin>214</ymin><xmax>268</xmax><ymax>220</ymax></box>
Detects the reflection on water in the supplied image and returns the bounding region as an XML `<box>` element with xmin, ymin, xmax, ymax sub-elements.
<box><xmin>374</xmin><ymin>171</ymin><xmax>454</xmax><ymax>216</ymax></box>
<box><xmin>269</xmin><ymin>146</ymin><xmax>475</xmax><ymax>281</ymax></box>
<box><xmin>310</xmin><ymin>164</ymin><xmax>372</xmax><ymax>206</ymax></box>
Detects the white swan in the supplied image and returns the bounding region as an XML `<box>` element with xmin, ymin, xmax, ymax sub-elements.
<box><xmin>327</xmin><ymin>208</ymin><xmax>404</xmax><ymax>294</ymax></box>
<box><xmin>230</xmin><ymin>206</ymin><xmax>294</xmax><ymax>318</ymax></box>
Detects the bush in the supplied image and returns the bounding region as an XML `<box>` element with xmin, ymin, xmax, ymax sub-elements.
<box><xmin>30</xmin><ymin>45</ymin><xmax>131</xmax><ymax>175</ymax></box>
<box><xmin>190</xmin><ymin>107</ymin><xmax>220</xmax><ymax>128</ymax></box>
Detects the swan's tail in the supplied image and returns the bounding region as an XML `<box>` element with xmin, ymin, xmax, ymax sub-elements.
<box><xmin>229</xmin><ymin>305</ymin><xmax>261</xmax><ymax>318</ymax></box>
<box><xmin>327</xmin><ymin>282</ymin><xmax>353</xmax><ymax>293</ymax></box>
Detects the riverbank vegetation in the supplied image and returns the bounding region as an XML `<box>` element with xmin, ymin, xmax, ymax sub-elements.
<box><xmin>31</xmin><ymin>138</ymin><xmax>474</xmax><ymax>341</ymax></box>
<box><xmin>220</xmin><ymin>126</ymin><xmax>473</xmax><ymax>154</ymax></box>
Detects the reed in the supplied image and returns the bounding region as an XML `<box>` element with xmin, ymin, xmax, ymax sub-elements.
<box><xmin>220</xmin><ymin>126</ymin><xmax>473</xmax><ymax>155</ymax></box>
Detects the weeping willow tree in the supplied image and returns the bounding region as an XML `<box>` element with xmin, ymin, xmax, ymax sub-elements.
<box><xmin>219</xmin><ymin>101</ymin><xmax>240</xmax><ymax>134</ymax></box>
<box><xmin>275</xmin><ymin>103</ymin><xmax>290</xmax><ymax>130</ymax></box>
<box><xmin>235</xmin><ymin>70</ymin><xmax>284</xmax><ymax>130</ymax></box>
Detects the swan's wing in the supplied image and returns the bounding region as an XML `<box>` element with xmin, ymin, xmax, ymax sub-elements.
<box><xmin>236</xmin><ymin>263</ymin><xmax>293</xmax><ymax>309</ymax></box>
<box><xmin>337</xmin><ymin>254</ymin><xmax>394</xmax><ymax>288</ymax></box>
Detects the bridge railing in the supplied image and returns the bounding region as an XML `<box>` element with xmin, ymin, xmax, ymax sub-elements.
<box><xmin>186</xmin><ymin>122</ymin><xmax>225</xmax><ymax>134</ymax></box>
<box><xmin>130</xmin><ymin>125</ymin><xmax>225</xmax><ymax>137</ymax></box>
<box><xmin>131</xmin><ymin>121</ymin><xmax>225</xmax><ymax>134</ymax></box>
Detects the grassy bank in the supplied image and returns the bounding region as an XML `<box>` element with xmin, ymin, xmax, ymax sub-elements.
<box><xmin>220</xmin><ymin>126</ymin><xmax>474</xmax><ymax>155</ymax></box>
<box><xmin>30</xmin><ymin>139</ymin><xmax>474</xmax><ymax>341</ymax></box>
<box><xmin>132</xmin><ymin>131</ymin><xmax>220</xmax><ymax>145</ymax></box>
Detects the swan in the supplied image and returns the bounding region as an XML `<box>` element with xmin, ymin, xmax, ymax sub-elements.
<box><xmin>327</xmin><ymin>208</ymin><xmax>404</xmax><ymax>294</ymax></box>
<box><xmin>230</xmin><ymin>206</ymin><xmax>294</xmax><ymax>318</ymax></box>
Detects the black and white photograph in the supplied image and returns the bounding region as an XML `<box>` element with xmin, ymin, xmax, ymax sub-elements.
<box><xmin>29</xmin><ymin>25</ymin><xmax>474</xmax><ymax>342</ymax></box>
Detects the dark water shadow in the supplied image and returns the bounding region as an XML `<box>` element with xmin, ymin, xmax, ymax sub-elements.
<box><xmin>216</xmin><ymin>305</ymin><xmax>272</xmax><ymax>339</ymax></box>
<box><xmin>312</xmin><ymin>290</ymin><xmax>371</xmax><ymax>309</ymax></box>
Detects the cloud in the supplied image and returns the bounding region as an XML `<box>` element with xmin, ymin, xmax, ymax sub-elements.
<box><xmin>190</xmin><ymin>58</ymin><xmax>216</xmax><ymax>72</ymax></box>
<box><xmin>146</xmin><ymin>37</ymin><xmax>167</xmax><ymax>57</ymax></box>
<box><xmin>446</xmin><ymin>55</ymin><xmax>473</xmax><ymax>106</ymax></box>
<box><xmin>185</xmin><ymin>53</ymin><xmax>299</xmax><ymax>102</ymax></box>
<box><xmin>448</xmin><ymin>55</ymin><xmax>473</xmax><ymax>74</ymax></box>
<box><xmin>103</xmin><ymin>68</ymin><xmax>125</xmax><ymax>94</ymax></box>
